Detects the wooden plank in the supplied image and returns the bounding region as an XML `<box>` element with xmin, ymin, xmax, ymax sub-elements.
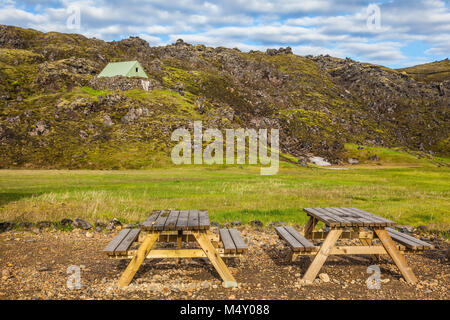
<box><xmin>117</xmin><ymin>232</ymin><xmax>160</xmax><ymax>287</ymax></box>
<box><xmin>334</xmin><ymin>208</ymin><xmax>375</xmax><ymax>227</ymax></box>
<box><xmin>164</xmin><ymin>210</ymin><xmax>180</xmax><ymax>231</ymax></box>
<box><xmin>114</xmin><ymin>229</ymin><xmax>141</xmax><ymax>255</ymax></box>
<box><xmin>313</xmin><ymin>207</ymin><xmax>345</xmax><ymax>227</ymax></box>
<box><xmin>219</xmin><ymin>228</ymin><xmax>236</xmax><ymax>253</ymax></box>
<box><xmin>284</xmin><ymin>226</ymin><xmax>316</xmax><ymax>252</ymax></box>
<box><xmin>198</xmin><ymin>210</ymin><xmax>210</xmax><ymax>230</ymax></box>
<box><xmin>374</xmin><ymin>229</ymin><xmax>418</xmax><ymax>284</ymax></box>
<box><xmin>275</xmin><ymin>226</ymin><xmax>304</xmax><ymax>252</ymax></box>
<box><xmin>328</xmin><ymin>208</ymin><xmax>367</xmax><ymax>227</ymax></box>
<box><xmin>343</xmin><ymin>208</ymin><xmax>385</xmax><ymax>226</ymax></box>
<box><xmin>140</xmin><ymin>210</ymin><xmax>161</xmax><ymax>229</ymax></box>
<box><xmin>104</xmin><ymin>228</ymin><xmax>131</xmax><ymax>254</ymax></box>
<box><xmin>317</xmin><ymin>208</ymin><xmax>353</xmax><ymax>227</ymax></box>
<box><xmin>194</xmin><ymin>231</ymin><xmax>238</xmax><ymax>288</ymax></box>
<box><xmin>340</xmin><ymin>208</ymin><xmax>383</xmax><ymax>227</ymax></box>
<box><xmin>348</xmin><ymin>208</ymin><xmax>396</xmax><ymax>227</ymax></box>
<box><xmin>176</xmin><ymin>210</ymin><xmax>189</xmax><ymax>230</ymax></box>
<box><xmin>146</xmin><ymin>249</ymin><xmax>206</xmax><ymax>258</ymax></box>
<box><xmin>386</xmin><ymin>228</ymin><xmax>433</xmax><ymax>249</ymax></box>
<box><xmin>188</xmin><ymin>210</ymin><xmax>199</xmax><ymax>230</ymax></box>
<box><xmin>153</xmin><ymin>210</ymin><xmax>170</xmax><ymax>231</ymax></box>
<box><xmin>302</xmin><ymin>229</ymin><xmax>343</xmax><ymax>284</ymax></box>
<box><xmin>118</xmin><ymin>249</ymin><xmax>247</xmax><ymax>259</ymax></box>
<box><xmin>304</xmin><ymin>208</ymin><xmax>340</xmax><ymax>227</ymax></box>
<box><xmin>354</xmin><ymin>208</ymin><xmax>395</xmax><ymax>224</ymax></box>
<box><xmin>228</xmin><ymin>228</ymin><xmax>247</xmax><ymax>253</ymax></box>
<box><xmin>386</xmin><ymin>228</ymin><xmax>421</xmax><ymax>249</ymax></box>
<box><xmin>310</xmin><ymin>230</ymin><xmax>373</xmax><ymax>240</ymax></box>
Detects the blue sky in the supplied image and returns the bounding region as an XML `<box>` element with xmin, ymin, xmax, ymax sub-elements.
<box><xmin>1</xmin><ymin>0</ymin><xmax>449</xmax><ymax>68</ymax></box>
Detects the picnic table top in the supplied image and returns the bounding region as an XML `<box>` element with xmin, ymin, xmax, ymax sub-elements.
<box><xmin>303</xmin><ymin>207</ymin><xmax>396</xmax><ymax>228</ymax></box>
<box><xmin>139</xmin><ymin>210</ymin><xmax>210</xmax><ymax>231</ymax></box>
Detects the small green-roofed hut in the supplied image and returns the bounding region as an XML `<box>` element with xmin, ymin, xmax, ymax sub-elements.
<box><xmin>98</xmin><ymin>61</ymin><xmax>148</xmax><ymax>78</ymax></box>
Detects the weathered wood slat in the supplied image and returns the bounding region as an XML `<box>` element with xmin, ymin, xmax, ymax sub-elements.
<box><xmin>114</xmin><ymin>229</ymin><xmax>141</xmax><ymax>254</ymax></box>
<box><xmin>304</xmin><ymin>208</ymin><xmax>340</xmax><ymax>227</ymax></box>
<box><xmin>284</xmin><ymin>226</ymin><xmax>316</xmax><ymax>252</ymax></box>
<box><xmin>153</xmin><ymin>210</ymin><xmax>170</xmax><ymax>231</ymax></box>
<box><xmin>219</xmin><ymin>228</ymin><xmax>236</xmax><ymax>253</ymax></box>
<box><xmin>164</xmin><ymin>210</ymin><xmax>180</xmax><ymax>231</ymax></box>
<box><xmin>386</xmin><ymin>228</ymin><xmax>433</xmax><ymax>250</ymax></box>
<box><xmin>340</xmin><ymin>208</ymin><xmax>384</xmax><ymax>226</ymax></box>
<box><xmin>349</xmin><ymin>208</ymin><xmax>395</xmax><ymax>226</ymax></box>
<box><xmin>333</xmin><ymin>207</ymin><xmax>375</xmax><ymax>227</ymax></box>
<box><xmin>316</xmin><ymin>208</ymin><xmax>352</xmax><ymax>227</ymax></box>
<box><xmin>176</xmin><ymin>210</ymin><xmax>189</xmax><ymax>230</ymax></box>
<box><xmin>354</xmin><ymin>208</ymin><xmax>394</xmax><ymax>224</ymax></box>
<box><xmin>228</xmin><ymin>229</ymin><xmax>247</xmax><ymax>253</ymax></box>
<box><xmin>314</xmin><ymin>208</ymin><xmax>345</xmax><ymax>227</ymax></box>
<box><xmin>327</xmin><ymin>207</ymin><xmax>366</xmax><ymax>226</ymax></box>
<box><xmin>198</xmin><ymin>210</ymin><xmax>210</xmax><ymax>229</ymax></box>
<box><xmin>275</xmin><ymin>226</ymin><xmax>304</xmax><ymax>252</ymax></box>
<box><xmin>140</xmin><ymin>210</ymin><xmax>161</xmax><ymax>229</ymax></box>
<box><xmin>104</xmin><ymin>228</ymin><xmax>131</xmax><ymax>254</ymax></box>
<box><xmin>188</xmin><ymin>210</ymin><xmax>199</xmax><ymax>229</ymax></box>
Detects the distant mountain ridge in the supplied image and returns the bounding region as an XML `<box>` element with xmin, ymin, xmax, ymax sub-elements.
<box><xmin>0</xmin><ymin>25</ymin><xmax>448</xmax><ymax>169</ymax></box>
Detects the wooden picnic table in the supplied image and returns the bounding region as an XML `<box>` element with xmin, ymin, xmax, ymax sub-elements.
<box><xmin>276</xmin><ymin>208</ymin><xmax>433</xmax><ymax>285</ymax></box>
<box><xmin>105</xmin><ymin>210</ymin><xmax>247</xmax><ymax>288</ymax></box>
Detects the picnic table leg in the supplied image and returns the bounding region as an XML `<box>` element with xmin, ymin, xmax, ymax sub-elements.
<box><xmin>194</xmin><ymin>230</ymin><xmax>238</xmax><ymax>288</ymax></box>
<box><xmin>374</xmin><ymin>229</ymin><xmax>418</xmax><ymax>284</ymax></box>
<box><xmin>302</xmin><ymin>229</ymin><xmax>343</xmax><ymax>284</ymax></box>
<box><xmin>303</xmin><ymin>216</ymin><xmax>317</xmax><ymax>238</ymax></box>
<box><xmin>117</xmin><ymin>232</ymin><xmax>160</xmax><ymax>287</ymax></box>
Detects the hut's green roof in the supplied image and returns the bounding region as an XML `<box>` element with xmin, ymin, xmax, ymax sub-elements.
<box><xmin>98</xmin><ymin>61</ymin><xmax>148</xmax><ymax>78</ymax></box>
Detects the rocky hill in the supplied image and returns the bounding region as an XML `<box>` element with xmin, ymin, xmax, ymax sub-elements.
<box><xmin>398</xmin><ymin>59</ymin><xmax>450</xmax><ymax>83</ymax></box>
<box><xmin>0</xmin><ymin>25</ymin><xmax>448</xmax><ymax>169</ymax></box>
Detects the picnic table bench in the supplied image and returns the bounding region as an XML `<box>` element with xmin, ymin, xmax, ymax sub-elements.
<box><xmin>276</xmin><ymin>208</ymin><xmax>434</xmax><ymax>284</ymax></box>
<box><xmin>104</xmin><ymin>210</ymin><xmax>247</xmax><ymax>288</ymax></box>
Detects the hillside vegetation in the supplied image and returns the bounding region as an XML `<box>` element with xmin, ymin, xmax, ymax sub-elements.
<box><xmin>0</xmin><ymin>25</ymin><xmax>449</xmax><ymax>169</ymax></box>
<box><xmin>398</xmin><ymin>59</ymin><xmax>450</xmax><ymax>83</ymax></box>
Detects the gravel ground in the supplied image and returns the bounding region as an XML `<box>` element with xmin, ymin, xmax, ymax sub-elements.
<box><xmin>0</xmin><ymin>226</ymin><xmax>448</xmax><ymax>300</ymax></box>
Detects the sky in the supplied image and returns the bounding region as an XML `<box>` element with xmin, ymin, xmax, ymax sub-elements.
<box><xmin>0</xmin><ymin>0</ymin><xmax>449</xmax><ymax>68</ymax></box>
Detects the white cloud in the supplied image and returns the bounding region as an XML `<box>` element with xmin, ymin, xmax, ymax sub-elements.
<box><xmin>0</xmin><ymin>0</ymin><xmax>449</xmax><ymax>67</ymax></box>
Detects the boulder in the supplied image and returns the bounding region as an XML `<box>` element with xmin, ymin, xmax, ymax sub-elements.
<box><xmin>0</xmin><ymin>222</ymin><xmax>15</xmax><ymax>233</ymax></box>
<box><xmin>309</xmin><ymin>156</ymin><xmax>331</xmax><ymax>166</ymax></box>
<box><xmin>17</xmin><ymin>222</ymin><xmax>34</xmax><ymax>229</ymax></box>
<box><xmin>36</xmin><ymin>221</ymin><xmax>54</xmax><ymax>229</ymax></box>
<box><xmin>106</xmin><ymin>218</ymin><xmax>122</xmax><ymax>230</ymax></box>
<box><xmin>348</xmin><ymin>158</ymin><xmax>360</xmax><ymax>165</ymax></box>
<box><xmin>72</xmin><ymin>218</ymin><xmax>92</xmax><ymax>230</ymax></box>
<box><xmin>249</xmin><ymin>220</ymin><xmax>263</xmax><ymax>227</ymax></box>
<box><xmin>60</xmin><ymin>218</ymin><xmax>73</xmax><ymax>226</ymax></box>
<box><xmin>102</xmin><ymin>115</ymin><xmax>113</xmax><ymax>127</ymax></box>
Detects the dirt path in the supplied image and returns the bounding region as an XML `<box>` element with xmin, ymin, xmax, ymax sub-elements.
<box><xmin>0</xmin><ymin>227</ymin><xmax>448</xmax><ymax>300</ymax></box>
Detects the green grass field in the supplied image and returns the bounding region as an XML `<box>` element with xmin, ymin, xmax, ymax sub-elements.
<box><xmin>1</xmin><ymin>164</ymin><xmax>449</xmax><ymax>231</ymax></box>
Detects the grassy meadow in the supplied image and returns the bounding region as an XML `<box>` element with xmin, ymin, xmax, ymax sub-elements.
<box><xmin>1</xmin><ymin>163</ymin><xmax>449</xmax><ymax>231</ymax></box>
